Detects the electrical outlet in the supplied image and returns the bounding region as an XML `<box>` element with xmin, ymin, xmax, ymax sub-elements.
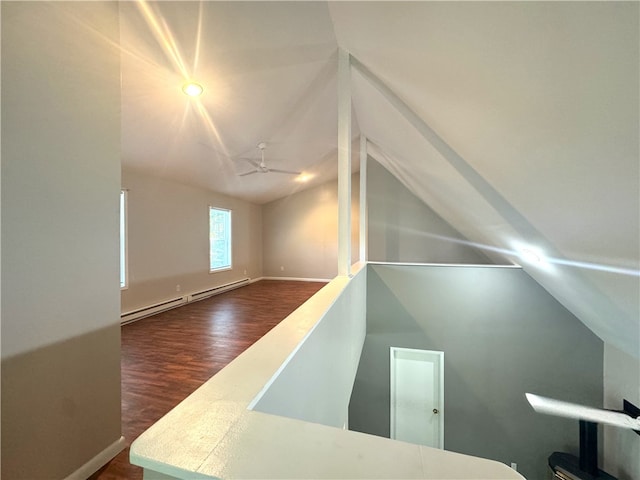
<box><xmin>280</xmin><ymin>266</ymin><xmax>284</xmax><ymax>271</ymax></box>
<box><xmin>510</xmin><ymin>463</ymin><xmax>517</xmax><ymax>471</ymax></box>
<box><xmin>244</xmin><ymin>269</ymin><xmax>247</xmax><ymax>275</ymax></box>
<box><xmin>176</xmin><ymin>284</ymin><xmax>181</xmax><ymax>292</ymax></box>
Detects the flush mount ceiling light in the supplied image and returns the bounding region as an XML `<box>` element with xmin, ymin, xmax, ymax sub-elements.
<box><xmin>182</xmin><ymin>81</ymin><xmax>203</xmax><ymax>97</ymax></box>
<box><xmin>520</xmin><ymin>248</ymin><xmax>542</xmax><ymax>264</ymax></box>
<box><xmin>295</xmin><ymin>173</ymin><xmax>314</xmax><ymax>183</ymax></box>
<box><xmin>513</xmin><ymin>243</ymin><xmax>553</xmax><ymax>271</ymax></box>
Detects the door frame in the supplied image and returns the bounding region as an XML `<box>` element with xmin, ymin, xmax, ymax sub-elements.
<box><xmin>389</xmin><ymin>347</ymin><xmax>444</xmax><ymax>449</ymax></box>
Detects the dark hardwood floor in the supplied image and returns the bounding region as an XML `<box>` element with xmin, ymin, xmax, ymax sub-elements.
<box><xmin>90</xmin><ymin>280</ymin><xmax>325</xmax><ymax>480</ymax></box>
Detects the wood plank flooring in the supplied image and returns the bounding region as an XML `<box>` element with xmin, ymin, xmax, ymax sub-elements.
<box><xmin>90</xmin><ymin>280</ymin><xmax>325</xmax><ymax>480</ymax></box>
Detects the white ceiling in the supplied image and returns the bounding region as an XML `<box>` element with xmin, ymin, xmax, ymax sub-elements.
<box><xmin>119</xmin><ymin>2</ymin><xmax>639</xmax><ymax>358</ymax></box>
<box><xmin>120</xmin><ymin>1</ymin><xmax>357</xmax><ymax>204</ymax></box>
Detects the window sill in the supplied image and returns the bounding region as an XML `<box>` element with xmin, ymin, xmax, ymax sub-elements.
<box><xmin>209</xmin><ymin>267</ymin><xmax>232</xmax><ymax>274</ymax></box>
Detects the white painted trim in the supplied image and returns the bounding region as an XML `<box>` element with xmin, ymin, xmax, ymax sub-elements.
<box><xmin>208</xmin><ymin>266</ymin><xmax>232</xmax><ymax>274</ymax></box>
<box><xmin>120</xmin><ymin>189</ymin><xmax>129</xmax><ymax>290</ymax></box>
<box><xmin>367</xmin><ymin>261</ymin><xmax>521</xmax><ymax>269</ymax></box>
<box><xmin>63</xmin><ymin>436</ymin><xmax>125</xmax><ymax>480</ymax></box>
<box><xmin>261</xmin><ymin>276</ymin><xmax>331</xmax><ymax>283</ymax></box>
<box><xmin>209</xmin><ymin>206</ymin><xmax>232</xmax><ymax>273</ymax></box>
<box><xmin>337</xmin><ymin>47</ymin><xmax>352</xmax><ymax>277</ymax></box>
<box><xmin>359</xmin><ymin>135</ymin><xmax>368</xmax><ymax>263</ymax></box>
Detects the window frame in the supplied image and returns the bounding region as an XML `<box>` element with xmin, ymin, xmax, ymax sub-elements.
<box><xmin>120</xmin><ymin>189</ymin><xmax>128</xmax><ymax>290</ymax></box>
<box><xmin>209</xmin><ymin>206</ymin><xmax>232</xmax><ymax>273</ymax></box>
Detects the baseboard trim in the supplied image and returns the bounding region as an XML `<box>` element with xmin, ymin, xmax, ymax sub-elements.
<box><xmin>63</xmin><ymin>435</ymin><xmax>126</xmax><ymax>480</ymax></box>
<box><xmin>261</xmin><ymin>276</ymin><xmax>331</xmax><ymax>282</ymax></box>
<box><xmin>121</xmin><ymin>279</ymin><xmax>250</xmax><ymax>325</ymax></box>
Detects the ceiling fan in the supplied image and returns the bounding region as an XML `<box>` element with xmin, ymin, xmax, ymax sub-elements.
<box><xmin>238</xmin><ymin>142</ymin><xmax>301</xmax><ymax>177</ymax></box>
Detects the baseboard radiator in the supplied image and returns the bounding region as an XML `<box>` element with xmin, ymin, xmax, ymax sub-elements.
<box><xmin>186</xmin><ymin>278</ymin><xmax>250</xmax><ymax>303</ymax></box>
<box><xmin>121</xmin><ymin>278</ymin><xmax>250</xmax><ymax>325</ymax></box>
<box><xmin>121</xmin><ymin>297</ymin><xmax>187</xmax><ymax>325</ymax></box>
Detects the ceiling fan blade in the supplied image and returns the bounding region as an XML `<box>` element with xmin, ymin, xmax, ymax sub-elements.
<box><xmin>269</xmin><ymin>168</ymin><xmax>302</xmax><ymax>175</ymax></box>
<box><xmin>237</xmin><ymin>157</ymin><xmax>261</xmax><ymax>168</ymax></box>
<box><xmin>238</xmin><ymin>170</ymin><xmax>259</xmax><ymax>177</ymax></box>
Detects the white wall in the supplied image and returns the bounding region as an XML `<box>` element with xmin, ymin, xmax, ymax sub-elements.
<box><xmin>1</xmin><ymin>2</ymin><xmax>122</xmax><ymax>477</ymax></box>
<box><xmin>603</xmin><ymin>343</ymin><xmax>640</xmax><ymax>480</ymax></box>
<box><xmin>121</xmin><ymin>168</ymin><xmax>263</xmax><ymax>313</ymax></box>
<box><xmin>262</xmin><ymin>174</ymin><xmax>360</xmax><ymax>280</ymax></box>
<box><xmin>251</xmin><ymin>265</ymin><xmax>366</xmax><ymax>427</ymax></box>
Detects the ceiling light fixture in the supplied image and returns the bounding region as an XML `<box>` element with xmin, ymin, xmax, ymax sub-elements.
<box><xmin>520</xmin><ymin>248</ymin><xmax>542</xmax><ymax>264</ymax></box>
<box><xmin>182</xmin><ymin>82</ymin><xmax>203</xmax><ymax>97</ymax></box>
<box><xmin>295</xmin><ymin>173</ymin><xmax>313</xmax><ymax>183</ymax></box>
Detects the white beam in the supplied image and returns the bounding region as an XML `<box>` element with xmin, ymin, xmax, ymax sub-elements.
<box><xmin>350</xmin><ymin>54</ymin><xmax>539</xmax><ymax>243</ymax></box>
<box><xmin>359</xmin><ymin>135</ymin><xmax>368</xmax><ymax>263</ymax></box>
<box><xmin>338</xmin><ymin>48</ymin><xmax>351</xmax><ymax>277</ymax></box>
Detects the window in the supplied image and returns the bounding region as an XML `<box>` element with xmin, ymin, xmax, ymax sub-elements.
<box><xmin>120</xmin><ymin>190</ymin><xmax>128</xmax><ymax>289</ymax></box>
<box><xmin>209</xmin><ymin>207</ymin><xmax>231</xmax><ymax>272</ymax></box>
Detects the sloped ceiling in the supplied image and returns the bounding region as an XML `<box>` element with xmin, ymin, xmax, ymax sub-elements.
<box><xmin>119</xmin><ymin>1</ymin><xmax>357</xmax><ymax>203</ymax></box>
<box><xmin>119</xmin><ymin>2</ymin><xmax>639</xmax><ymax>358</ymax></box>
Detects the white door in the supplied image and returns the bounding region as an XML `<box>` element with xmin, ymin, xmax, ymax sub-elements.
<box><xmin>390</xmin><ymin>347</ymin><xmax>444</xmax><ymax>449</ymax></box>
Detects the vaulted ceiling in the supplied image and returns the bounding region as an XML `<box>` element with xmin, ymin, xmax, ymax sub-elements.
<box><xmin>119</xmin><ymin>2</ymin><xmax>639</xmax><ymax>359</ymax></box>
<box><xmin>120</xmin><ymin>1</ymin><xmax>347</xmax><ymax>203</ymax></box>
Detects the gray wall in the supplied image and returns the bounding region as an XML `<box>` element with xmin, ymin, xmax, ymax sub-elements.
<box><xmin>349</xmin><ymin>264</ymin><xmax>603</xmax><ymax>480</ymax></box>
<box><xmin>121</xmin><ymin>168</ymin><xmax>263</xmax><ymax>313</ymax></box>
<box><xmin>367</xmin><ymin>159</ymin><xmax>491</xmax><ymax>264</ymax></box>
<box><xmin>2</xmin><ymin>2</ymin><xmax>122</xmax><ymax>478</ymax></box>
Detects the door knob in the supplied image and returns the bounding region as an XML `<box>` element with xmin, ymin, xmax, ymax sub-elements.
<box><xmin>433</xmin><ymin>408</ymin><xmax>439</xmax><ymax>414</ymax></box>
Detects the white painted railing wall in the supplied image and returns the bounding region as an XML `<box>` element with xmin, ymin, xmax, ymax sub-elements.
<box><xmin>131</xmin><ymin>262</ymin><xmax>524</xmax><ymax>479</ymax></box>
<box><xmin>250</xmin><ymin>264</ymin><xmax>367</xmax><ymax>428</ymax></box>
